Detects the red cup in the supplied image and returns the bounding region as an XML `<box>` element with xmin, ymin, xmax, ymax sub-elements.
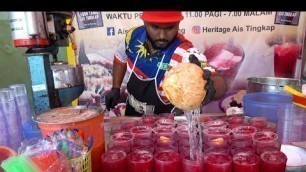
<box><xmin>250</xmin><ymin>117</ymin><xmax>268</xmax><ymax>129</ymax></box>
<box><xmin>121</xmin><ymin>119</ymin><xmax>139</xmax><ymax>131</ymax></box>
<box><xmin>274</xmin><ymin>42</ymin><xmax>302</xmax><ymax>78</ymax></box>
<box><xmin>101</xmin><ymin>150</ymin><xmax>127</xmax><ymax>172</ymax></box>
<box><xmin>153</xmin><ymin>126</ymin><xmax>176</xmax><ymax>144</ymax></box>
<box><xmin>230</xmin><ymin>139</ymin><xmax>255</xmax><ymax>156</ymax></box>
<box><xmin>227</xmin><ymin>115</ymin><xmax>245</xmax><ymax>124</ymax></box>
<box><xmin>233</xmin><ymin>152</ymin><xmax>260</xmax><ymax>172</ymax></box>
<box><xmin>155</xmin><ymin>141</ymin><xmax>178</xmax><ymax>153</ymax></box>
<box><xmin>107</xmin><ymin>141</ymin><xmax>131</xmax><ymax>154</ymax></box>
<box><xmin>158</xmin><ymin>113</ymin><xmax>175</xmax><ymax>120</ymax></box>
<box><xmin>232</xmin><ymin>126</ymin><xmax>257</xmax><ymax>140</ymax></box>
<box><xmin>181</xmin><ymin>153</ymin><xmax>204</xmax><ymax>172</ymax></box>
<box><xmin>252</xmin><ymin>131</ymin><xmax>279</xmax><ymax>155</ymax></box>
<box><xmin>154</xmin><ymin>150</ymin><xmax>181</xmax><ymax>172</ymax></box>
<box><xmin>110</xmin><ymin>132</ymin><xmax>134</xmax><ymax>145</ymax></box>
<box><xmin>142</xmin><ymin>114</ymin><xmax>159</xmax><ymax>123</ymax></box>
<box><xmin>203</xmin><ymin>128</ymin><xmax>231</xmax><ymax>149</ymax></box>
<box><xmin>127</xmin><ymin>150</ymin><xmax>153</xmax><ymax>172</ymax></box>
<box><xmin>204</xmin><ymin>152</ymin><xmax>233</xmax><ymax>172</ymax></box>
<box><xmin>137</xmin><ymin>120</ymin><xmax>156</xmax><ymax>129</ymax></box>
<box><xmin>130</xmin><ymin>126</ymin><xmax>153</xmax><ymax>139</ymax></box>
<box><xmin>204</xmin><ymin>147</ymin><xmax>231</xmax><ymax>156</ymax></box>
<box><xmin>176</xmin><ymin>120</ymin><xmax>188</xmax><ymax>127</ymax></box>
<box><xmin>176</xmin><ymin>125</ymin><xmax>197</xmax><ymax>140</ymax></box>
<box><xmin>155</xmin><ymin>119</ymin><xmax>175</xmax><ymax>128</ymax></box>
<box><xmin>260</xmin><ymin>150</ymin><xmax>287</xmax><ymax>172</ymax></box>
<box><xmin>201</xmin><ymin>120</ymin><xmax>228</xmax><ymax>129</ymax></box>
<box><xmin>132</xmin><ymin>138</ymin><xmax>155</xmax><ymax>154</ymax></box>
<box><xmin>256</xmin><ymin>146</ymin><xmax>280</xmax><ymax>156</ymax></box>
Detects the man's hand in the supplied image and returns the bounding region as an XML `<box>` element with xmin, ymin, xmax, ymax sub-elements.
<box><xmin>105</xmin><ymin>88</ymin><xmax>120</xmax><ymax>111</ymax></box>
<box><xmin>189</xmin><ymin>55</ymin><xmax>216</xmax><ymax>105</ymax></box>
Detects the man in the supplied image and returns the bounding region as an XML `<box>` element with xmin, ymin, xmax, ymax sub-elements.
<box><xmin>105</xmin><ymin>11</ymin><xmax>227</xmax><ymax>116</ymax></box>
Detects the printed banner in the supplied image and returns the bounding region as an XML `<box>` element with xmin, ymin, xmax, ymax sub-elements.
<box><xmin>72</xmin><ymin>11</ymin><xmax>306</xmax><ymax>116</ymax></box>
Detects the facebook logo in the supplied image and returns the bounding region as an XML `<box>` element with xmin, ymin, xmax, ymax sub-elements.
<box><xmin>107</xmin><ymin>27</ymin><xmax>115</xmax><ymax>36</ymax></box>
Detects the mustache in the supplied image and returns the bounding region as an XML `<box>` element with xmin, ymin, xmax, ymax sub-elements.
<box><xmin>155</xmin><ymin>39</ymin><xmax>169</xmax><ymax>43</ymax></box>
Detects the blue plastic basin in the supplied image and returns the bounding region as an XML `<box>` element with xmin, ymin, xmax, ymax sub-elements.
<box><xmin>243</xmin><ymin>92</ymin><xmax>293</xmax><ymax>123</ymax></box>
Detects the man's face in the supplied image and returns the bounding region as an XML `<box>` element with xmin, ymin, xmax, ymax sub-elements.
<box><xmin>144</xmin><ymin>22</ymin><xmax>180</xmax><ymax>50</ymax></box>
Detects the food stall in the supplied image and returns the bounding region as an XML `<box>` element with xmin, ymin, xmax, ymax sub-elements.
<box><xmin>0</xmin><ymin>11</ymin><xmax>306</xmax><ymax>172</ymax></box>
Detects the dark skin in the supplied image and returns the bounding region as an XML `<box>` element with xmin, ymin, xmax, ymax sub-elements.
<box><xmin>112</xmin><ymin>22</ymin><xmax>227</xmax><ymax>101</ymax></box>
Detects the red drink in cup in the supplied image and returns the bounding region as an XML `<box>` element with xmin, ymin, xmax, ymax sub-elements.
<box><xmin>101</xmin><ymin>150</ymin><xmax>127</xmax><ymax>172</ymax></box>
<box><xmin>176</xmin><ymin>125</ymin><xmax>197</xmax><ymax>140</ymax></box>
<box><xmin>250</xmin><ymin>117</ymin><xmax>267</xmax><ymax>129</ymax></box>
<box><xmin>155</xmin><ymin>119</ymin><xmax>175</xmax><ymax>128</ymax></box>
<box><xmin>260</xmin><ymin>150</ymin><xmax>287</xmax><ymax>172</ymax></box>
<box><xmin>154</xmin><ymin>150</ymin><xmax>181</xmax><ymax>172</ymax></box>
<box><xmin>155</xmin><ymin>142</ymin><xmax>179</xmax><ymax>153</ymax></box>
<box><xmin>107</xmin><ymin>141</ymin><xmax>131</xmax><ymax>154</ymax></box>
<box><xmin>204</xmin><ymin>147</ymin><xmax>231</xmax><ymax>155</ymax></box>
<box><xmin>227</xmin><ymin>115</ymin><xmax>245</xmax><ymax>124</ymax></box>
<box><xmin>121</xmin><ymin>119</ymin><xmax>139</xmax><ymax>131</ymax></box>
<box><xmin>142</xmin><ymin>114</ymin><xmax>158</xmax><ymax>123</ymax></box>
<box><xmin>204</xmin><ymin>152</ymin><xmax>233</xmax><ymax>172</ymax></box>
<box><xmin>233</xmin><ymin>152</ymin><xmax>260</xmax><ymax>172</ymax></box>
<box><xmin>204</xmin><ymin>42</ymin><xmax>244</xmax><ymax>87</ymax></box>
<box><xmin>132</xmin><ymin>138</ymin><xmax>155</xmax><ymax>154</ymax></box>
<box><xmin>176</xmin><ymin>120</ymin><xmax>188</xmax><ymax>127</ymax></box>
<box><xmin>158</xmin><ymin>113</ymin><xmax>175</xmax><ymax>120</ymax></box>
<box><xmin>203</xmin><ymin>128</ymin><xmax>231</xmax><ymax>149</ymax></box>
<box><xmin>110</xmin><ymin>132</ymin><xmax>134</xmax><ymax>144</ymax></box>
<box><xmin>252</xmin><ymin>131</ymin><xmax>278</xmax><ymax>155</ymax></box>
<box><xmin>232</xmin><ymin>126</ymin><xmax>257</xmax><ymax>140</ymax></box>
<box><xmin>127</xmin><ymin>150</ymin><xmax>153</xmax><ymax>172</ymax></box>
<box><xmin>181</xmin><ymin>153</ymin><xmax>204</xmax><ymax>172</ymax></box>
<box><xmin>153</xmin><ymin>126</ymin><xmax>176</xmax><ymax>145</ymax></box>
<box><xmin>130</xmin><ymin>126</ymin><xmax>153</xmax><ymax>139</ymax></box>
<box><xmin>231</xmin><ymin>139</ymin><xmax>255</xmax><ymax>156</ymax></box>
<box><xmin>256</xmin><ymin>146</ymin><xmax>280</xmax><ymax>156</ymax></box>
<box><xmin>202</xmin><ymin>120</ymin><xmax>228</xmax><ymax>129</ymax></box>
<box><xmin>274</xmin><ymin>42</ymin><xmax>302</xmax><ymax>78</ymax></box>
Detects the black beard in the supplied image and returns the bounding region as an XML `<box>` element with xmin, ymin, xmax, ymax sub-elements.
<box><xmin>146</xmin><ymin>32</ymin><xmax>171</xmax><ymax>50</ymax></box>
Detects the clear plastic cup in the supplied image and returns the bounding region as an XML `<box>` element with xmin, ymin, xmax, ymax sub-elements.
<box><xmin>155</xmin><ymin>118</ymin><xmax>175</xmax><ymax>128</ymax></box>
<box><xmin>154</xmin><ymin>150</ymin><xmax>181</xmax><ymax>172</ymax></box>
<box><xmin>127</xmin><ymin>150</ymin><xmax>153</xmax><ymax>172</ymax></box>
<box><xmin>230</xmin><ymin>139</ymin><xmax>255</xmax><ymax>156</ymax></box>
<box><xmin>232</xmin><ymin>126</ymin><xmax>257</xmax><ymax>140</ymax></box>
<box><xmin>176</xmin><ymin>120</ymin><xmax>188</xmax><ymax>127</ymax></box>
<box><xmin>181</xmin><ymin>152</ymin><xmax>204</xmax><ymax>172</ymax></box>
<box><xmin>250</xmin><ymin>117</ymin><xmax>268</xmax><ymax>129</ymax></box>
<box><xmin>0</xmin><ymin>88</ymin><xmax>24</xmax><ymax>150</ymax></box>
<box><xmin>233</xmin><ymin>152</ymin><xmax>260</xmax><ymax>172</ymax></box>
<box><xmin>9</xmin><ymin>84</ymin><xmax>32</xmax><ymax>125</ymax></box>
<box><xmin>120</xmin><ymin>118</ymin><xmax>139</xmax><ymax>131</ymax></box>
<box><xmin>107</xmin><ymin>141</ymin><xmax>131</xmax><ymax>154</ymax></box>
<box><xmin>142</xmin><ymin>114</ymin><xmax>159</xmax><ymax>123</ymax></box>
<box><xmin>203</xmin><ymin>152</ymin><xmax>233</xmax><ymax>172</ymax></box>
<box><xmin>227</xmin><ymin>115</ymin><xmax>245</xmax><ymax>124</ymax></box>
<box><xmin>155</xmin><ymin>141</ymin><xmax>178</xmax><ymax>153</ymax></box>
<box><xmin>252</xmin><ymin>131</ymin><xmax>279</xmax><ymax>155</ymax></box>
<box><xmin>203</xmin><ymin>127</ymin><xmax>232</xmax><ymax>149</ymax></box>
<box><xmin>109</xmin><ymin>132</ymin><xmax>134</xmax><ymax>145</ymax></box>
<box><xmin>130</xmin><ymin>126</ymin><xmax>153</xmax><ymax>139</ymax></box>
<box><xmin>158</xmin><ymin>113</ymin><xmax>175</xmax><ymax>120</ymax></box>
<box><xmin>101</xmin><ymin>150</ymin><xmax>127</xmax><ymax>172</ymax></box>
<box><xmin>201</xmin><ymin>120</ymin><xmax>228</xmax><ymax>129</ymax></box>
<box><xmin>260</xmin><ymin>150</ymin><xmax>287</xmax><ymax>172</ymax></box>
<box><xmin>131</xmin><ymin>138</ymin><xmax>154</xmax><ymax>154</ymax></box>
<box><xmin>153</xmin><ymin>126</ymin><xmax>176</xmax><ymax>145</ymax></box>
